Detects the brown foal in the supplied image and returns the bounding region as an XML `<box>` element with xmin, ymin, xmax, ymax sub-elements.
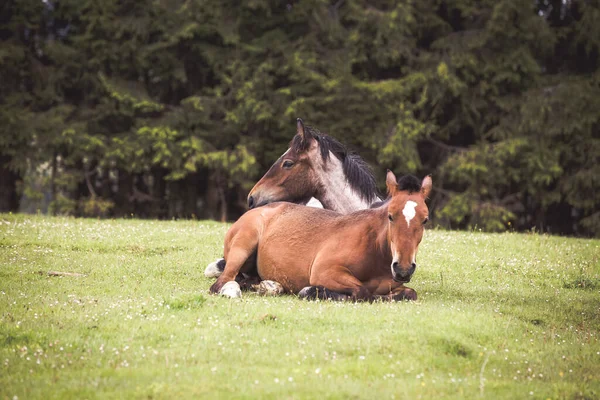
<box><xmin>210</xmin><ymin>171</ymin><xmax>431</xmax><ymax>301</ymax></box>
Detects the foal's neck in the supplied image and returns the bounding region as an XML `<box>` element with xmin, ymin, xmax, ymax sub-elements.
<box><xmin>314</xmin><ymin>151</ymin><xmax>374</xmax><ymax>214</ymax></box>
<box><xmin>375</xmin><ymin>204</ymin><xmax>392</xmax><ymax>256</ymax></box>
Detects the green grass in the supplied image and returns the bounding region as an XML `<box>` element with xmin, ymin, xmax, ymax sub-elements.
<box><xmin>1</xmin><ymin>214</ymin><xmax>599</xmax><ymax>399</ymax></box>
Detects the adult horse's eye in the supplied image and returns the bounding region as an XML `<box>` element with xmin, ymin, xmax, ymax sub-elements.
<box><xmin>423</xmin><ymin>217</ymin><xmax>429</xmax><ymax>225</ymax></box>
<box><xmin>282</xmin><ymin>160</ymin><xmax>294</xmax><ymax>169</ymax></box>
<box><xmin>388</xmin><ymin>214</ymin><xmax>393</xmax><ymax>222</ymax></box>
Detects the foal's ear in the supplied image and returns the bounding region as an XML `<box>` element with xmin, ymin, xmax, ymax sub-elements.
<box><xmin>386</xmin><ymin>170</ymin><xmax>398</xmax><ymax>195</ymax></box>
<box><xmin>297</xmin><ymin>118</ymin><xmax>314</xmax><ymax>144</ymax></box>
<box><xmin>421</xmin><ymin>175</ymin><xmax>432</xmax><ymax>199</ymax></box>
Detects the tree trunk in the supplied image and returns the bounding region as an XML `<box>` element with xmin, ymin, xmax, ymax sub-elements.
<box><xmin>50</xmin><ymin>152</ymin><xmax>57</xmax><ymax>212</ymax></box>
<box><xmin>100</xmin><ymin>166</ymin><xmax>112</xmax><ymax>200</ymax></box>
<box><xmin>212</xmin><ymin>170</ymin><xmax>228</xmax><ymax>222</ymax></box>
<box><xmin>0</xmin><ymin>154</ymin><xmax>20</xmax><ymax>212</ymax></box>
<box><xmin>184</xmin><ymin>173</ymin><xmax>199</xmax><ymax>218</ymax></box>
<box><xmin>218</xmin><ymin>184</ymin><xmax>227</xmax><ymax>222</ymax></box>
<box><xmin>115</xmin><ymin>169</ymin><xmax>134</xmax><ymax>217</ymax></box>
<box><xmin>203</xmin><ymin>178</ymin><xmax>219</xmax><ymax>220</ymax></box>
<box><xmin>151</xmin><ymin>167</ymin><xmax>167</xmax><ymax>219</ymax></box>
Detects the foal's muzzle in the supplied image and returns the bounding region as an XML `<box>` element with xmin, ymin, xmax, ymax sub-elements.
<box><xmin>392</xmin><ymin>262</ymin><xmax>416</xmax><ymax>283</ymax></box>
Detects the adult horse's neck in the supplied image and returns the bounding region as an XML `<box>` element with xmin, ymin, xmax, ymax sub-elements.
<box><xmin>313</xmin><ymin>151</ymin><xmax>379</xmax><ymax>214</ymax></box>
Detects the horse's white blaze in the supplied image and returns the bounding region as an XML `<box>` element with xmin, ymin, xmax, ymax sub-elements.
<box><xmin>391</xmin><ymin>247</ymin><xmax>399</xmax><ymax>275</ymax></box>
<box><xmin>403</xmin><ymin>201</ymin><xmax>418</xmax><ymax>227</ymax></box>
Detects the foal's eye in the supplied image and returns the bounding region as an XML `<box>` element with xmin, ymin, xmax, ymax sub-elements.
<box><xmin>388</xmin><ymin>214</ymin><xmax>393</xmax><ymax>222</ymax></box>
<box><xmin>282</xmin><ymin>160</ymin><xmax>294</xmax><ymax>169</ymax></box>
<box><xmin>423</xmin><ymin>217</ymin><xmax>429</xmax><ymax>225</ymax></box>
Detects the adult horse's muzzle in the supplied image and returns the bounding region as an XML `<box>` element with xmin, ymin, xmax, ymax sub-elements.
<box><xmin>248</xmin><ymin>195</ymin><xmax>256</xmax><ymax>209</ymax></box>
<box><xmin>247</xmin><ymin>194</ymin><xmax>272</xmax><ymax>209</ymax></box>
<box><xmin>392</xmin><ymin>262</ymin><xmax>416</xmax><ymax>283</ymax></box>
<box><xmin>247</xmin><ymin>185</ymin><xmax>272</xmax><ymax>209</ymax></box>
<box><xmin>248</xmin><ymin>191</ymin><xmax>310</xmax><ymax>209</ymax></box>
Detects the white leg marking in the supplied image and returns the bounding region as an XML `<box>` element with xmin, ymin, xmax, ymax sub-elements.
<box><xmin>391</xmin><ymin>248</ymin><xmax>399</xmax><ymax>276</ymax></box>
<box><xmin>403</xmin><ymin>201</ymin><xmax>418</xmax><ymax>227</ymax></box>
<box><xmin>204</xmin><ymin>258</ymin><xmax>224</xmax><ymax>278</ymax></box>
<box><xmin>219</xmin><ymin>281</ymin><xmax>242</xmax><ymax>298</ymax></box>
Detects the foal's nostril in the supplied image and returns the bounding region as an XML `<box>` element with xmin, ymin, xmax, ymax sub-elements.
<box><xmin>248</xmin><ymin>196</ymin><xmax>255</xmax><ymax>209</ymax></box>
<box><xmin>409</xmin><ymin>263</ymin><xmax>416</xmax><ymax>275</ymax></box>
<box><xmin>392</xmin><ymin>261</ymin><xmax>399</xmax><ymax>269</ymax></box>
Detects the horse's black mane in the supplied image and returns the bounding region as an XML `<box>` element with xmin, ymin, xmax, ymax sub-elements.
<box><xmin>369</xmin><ymin>174</ymin><xmax>422</xmax><ymax>208</ymax></box>
<box><xmin>291</xmin><ymin>126</ymin><xmax>379</xmax><ymax>203</ymax></box>
<box><xmin>397</xmin><ymin>175</ymin><xmax>421</xmax><ymax>193</ymax></box>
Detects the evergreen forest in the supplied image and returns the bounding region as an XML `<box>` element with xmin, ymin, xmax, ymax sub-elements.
<box><xmin>1</xmin><ymin>0</ymin><xmax>599</xmax><ymax>236</ymax></box>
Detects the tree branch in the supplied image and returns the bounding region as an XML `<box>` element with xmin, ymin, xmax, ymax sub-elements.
<box><xmin>83</xmin><ymin>163</ymin><xmax>98</xmax><ymax>198</ymax></box>
<box><xmin>426</xmin><ymin>137</ymin><xmax>467</xmax><ymax>153</ymax></box>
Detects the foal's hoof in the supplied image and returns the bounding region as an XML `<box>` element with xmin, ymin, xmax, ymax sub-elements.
<box><xmin>298</xmin><ymin>286</ymin><xmax>318</xmax><ymax>300</ymax></box>
<box><xmin>391</xmin><ymin>287</ymin><xmax>417</xmax><ymax>301</ymax></box>
<box><xmin>298</xmin><ymin>286</ymin><xmax>348</xmax><ymax>301</ymax></box>
<box><xmin>237</xmin><ymin>274</ymin><xmax>262</xmax><ymax>291</ymax></box>
<box><xmin>204</xmin><ymin>258</ymin><xmax>226</xmax><ymax>278</ymax></box>
<box><xmin>219</xmin><ymin>281</ymin><xmax>242</xmax><ymax>298</ymax></box>
<box><xmin>255</xmin><ymin>280</ymin><xmax>284</xmax><ymax>296</ymax></box>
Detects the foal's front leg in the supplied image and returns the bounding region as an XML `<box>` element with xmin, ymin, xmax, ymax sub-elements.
<box><xmin>302</xmin><ymin>264</ymin><xmax>372</xmax><ymax>302</ymax></box>
<box><xmin>375</xmin><ymin>284</ymin><xmax>417</xmax><ymax>301</ymax></box>
<box><xmin>368</xmin><ymin>279</ymin><xmax>418</xmax><ymax>302</ymax></box>
<box><xmin>389</xmin><ymin>286</ymin><xmax>417</xmax><ymax>301</ymax></box>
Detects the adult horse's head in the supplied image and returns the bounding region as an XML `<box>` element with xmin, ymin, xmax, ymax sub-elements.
<box><xmin>385</xmin><ymin>171</ymin><xmax>432</xmax><ymax>283</ymax></box>
<box><xmin>247</xmin><ymin>118</ymin><xmax>378</xmax><ymax>212</ymax></box>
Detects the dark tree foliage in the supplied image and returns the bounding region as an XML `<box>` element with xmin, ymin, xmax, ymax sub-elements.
<box><xmin>0</xmin><ymin>0</ymin><xmax>598</xmax><ymax>235</ymax></box>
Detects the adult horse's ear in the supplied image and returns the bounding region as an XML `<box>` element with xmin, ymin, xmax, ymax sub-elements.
<box><xmin>421</xmin><ymin>175</ymin><xmax>432</xmax><ymax>199</ymax></box>
<box><xmin>386</xmin><ymin>170</ymin><xmax>398</xmax><ymax>195</ymax></box>
<box><xmin>297</xmin><ymin>118</ymin><xmax>313</xmax><ymax>144</ymax></box>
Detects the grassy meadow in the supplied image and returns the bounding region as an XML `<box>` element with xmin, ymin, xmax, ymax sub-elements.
<box><xmin>0</xmin><ymin>214</ymin><xmax>599</xmax><ymax>399</ymax></box>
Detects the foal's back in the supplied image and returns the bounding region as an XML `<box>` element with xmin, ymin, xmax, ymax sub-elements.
<box><xmin>256</xmin><ymin>202</ymin><xmax>341</xmax><ymax>246</ymax></box>
<box><xmin>257</xmin><ymin>202</ymin><xmax>371</xmax><ymax>245</ymax></box>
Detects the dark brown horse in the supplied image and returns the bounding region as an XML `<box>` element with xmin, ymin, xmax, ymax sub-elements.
<box><xmin>248</xmin><ymin>118</ymin><xmax>380</xmax><ymax>213</ymax></box>
<box><xmin>204</xmin><ymin>118</ymin><xmax>381</xmax><ymax>278</ymax></box>
<box><xmin>210</xmin><ymin>171</ymin><xmax>431</xmax><ymax>301</ymax></box>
